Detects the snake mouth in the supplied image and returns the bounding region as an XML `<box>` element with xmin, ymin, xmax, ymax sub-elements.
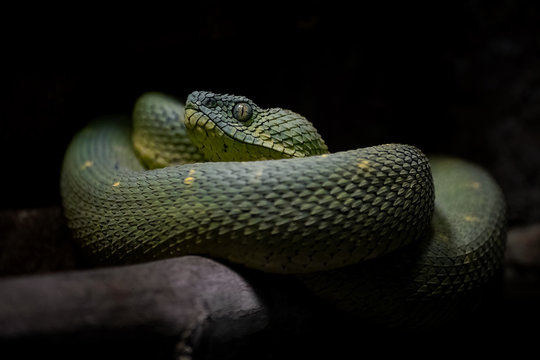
<box><xmin>184</xmin><ymin>97</ymin><xmax>209</xmax><ymax>130</ymax></box>
<box><xmin>185</xmin><ymin>100</ymin><xmax>198</xmax><ymax>112</ymax></box>
<box><xmin>184</xmin><ymin>93</ymin><xmax>215</xmax><ymax>129</ymax></box>
<box><xmin>184</xmin><ymin>106</ymin><xmax>198</xmax><ymax>121</ymax></box>
<box><xmin>183</xmin><ymin>91</ymin><xmax>308</xmax><ymax>160</ymax></box>
<box><xmin>184</xmin><ymin>98</ymin><xmax>200</xmax><ymax>119</ymax></box>
<box><xmin>184</xmin><ymin>105</ymin><xmax>210</xmax><ymax>131</ymax></box>
<box><xmin>183</xmin><ymin>103</ymin><xmax>293</xmax><ymax>161</ymax></box>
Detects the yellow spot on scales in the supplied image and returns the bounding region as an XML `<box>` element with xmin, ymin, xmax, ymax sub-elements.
<box><xmin>81</xmin><ymin>161</ymin><xmax>93</xmax><ymax>169</ymax></box>
<box><xmin>357</xmin><ymin>160</ymin><xmax>370</xmax><ymax>169</ymax></box>
<box><xmin>183</xmin><ymin>169</ymin><xmax>197</xmax><ymax>185</ymax></box>
<box><xmin>320</xmin><ymin>154</ymin><xmax>329</xmax><ymax>158</ymax></box>
<box><xmin>469</xmin><ymin>181</ymin><xmax>481</xmax><ymax>189</ymax></box>
<box><xmin>250</xmin><ymin>168</ymin><xmax>264</xmax><ymax>185</ymax></box>
<box><xmin>112</xmin><ymin>181</ymin><xmax>121</xmax><ymax>187</ymax></box>
<box><xmin>464</xmin><ymin>215</ymin><xmax>480</xmax><ymax>222</ymax></box>
<box><xmin>436</xmin><ymin>233</ymin><xmax>450</xmax><ymax>243</ymax></box>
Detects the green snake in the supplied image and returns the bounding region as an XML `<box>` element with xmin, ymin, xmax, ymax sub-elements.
<box><xmin>61</xmin><ymin>91</ymin><xmax>506</xmax><ymax>326</ymax></box>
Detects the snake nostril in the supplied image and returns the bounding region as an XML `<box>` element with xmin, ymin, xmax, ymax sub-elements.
<box><xmin>201</xmin><ymin>96</ymin><xmax>217</xmax><ymax>108</ymax></box>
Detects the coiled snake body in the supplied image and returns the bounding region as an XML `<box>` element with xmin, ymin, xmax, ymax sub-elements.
<box><xmin>61</xmin><ymin>91</ymin><xmax>506</xmax><ymax>326</ymax></box>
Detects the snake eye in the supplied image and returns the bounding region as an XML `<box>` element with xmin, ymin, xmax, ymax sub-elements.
<box><xmin>233</xmin><ymin>102</ymin><xmax>253</xmax><ymax>122</ymax></box>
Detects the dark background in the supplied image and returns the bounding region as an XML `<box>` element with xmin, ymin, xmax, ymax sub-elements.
<box><xmin>1</xmin><ymin>1</ymin><xmax>539</xmax><ymax>226</ymax></box>
<box><xmin>0</xmin><ymin>1</ymin><xmax>539</xmax><ymax>357</ymax></box>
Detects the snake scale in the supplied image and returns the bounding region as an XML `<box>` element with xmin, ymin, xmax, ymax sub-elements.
<box><xmin>61</xmin><ymin>91</ymin><xmax>506</xmax><ymax>326</ymax></box>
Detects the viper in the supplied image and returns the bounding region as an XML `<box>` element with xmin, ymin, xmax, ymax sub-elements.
<box><xmin>61</xmin><ymin>91</ymin><xmax>506</xmax><ymax>326</ymax></box>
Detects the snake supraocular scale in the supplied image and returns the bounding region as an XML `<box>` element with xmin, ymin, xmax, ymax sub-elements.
<box><xmin>61</xmin><ymin>91</ymin><xmax>506</xmax><ymax>326</ymax></box>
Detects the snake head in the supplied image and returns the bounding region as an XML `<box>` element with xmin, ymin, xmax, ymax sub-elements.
<box><xmin>185</xmin><ymin>91</ymin><xmax>328</xmax><ymax>161</ymax></box>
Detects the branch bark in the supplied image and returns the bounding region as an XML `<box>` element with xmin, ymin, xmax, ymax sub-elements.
<box><xmin>0</xmin><ymin>256</ymin><xmax>274</xmax><ymax>359</ymax></box>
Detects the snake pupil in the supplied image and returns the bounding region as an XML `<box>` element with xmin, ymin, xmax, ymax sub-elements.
<box><xmin>233</xmin><ymin>102</ymin><xmax>253</xmax><ymax>122</ymax></box>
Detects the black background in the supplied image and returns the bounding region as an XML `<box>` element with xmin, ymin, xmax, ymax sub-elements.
<box><xmin>2</xmin><ymin>1</ymin><xmax>539</xmax><ymax>228</ymax></box>
<box><xmin>1</xmin><ymin>1</ymin><xmax>539</xmax><ymax>357</ymax></box>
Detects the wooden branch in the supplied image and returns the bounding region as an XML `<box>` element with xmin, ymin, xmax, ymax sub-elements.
<box><xmin>0</xmin><ymin>256</ymin><xmax>279</xmax><ymax>359</ymax></box>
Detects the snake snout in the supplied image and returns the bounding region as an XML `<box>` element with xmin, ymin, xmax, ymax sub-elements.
<box><xmin>186</xmin><ymin>91</ymin><xmax>215</xmax><ymax>108</ymax></box>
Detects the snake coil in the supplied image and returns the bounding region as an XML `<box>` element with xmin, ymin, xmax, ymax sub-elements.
<box><xmin>61</xmin><ymin>91</ymin><xmax>506</xmax><ymax>326</ymax></box>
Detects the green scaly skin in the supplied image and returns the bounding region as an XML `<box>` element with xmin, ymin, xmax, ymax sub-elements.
<box><xmin>61</xmin><ymin>91</ymin><xmax>506</xmax><ymax>325</ymax></box>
